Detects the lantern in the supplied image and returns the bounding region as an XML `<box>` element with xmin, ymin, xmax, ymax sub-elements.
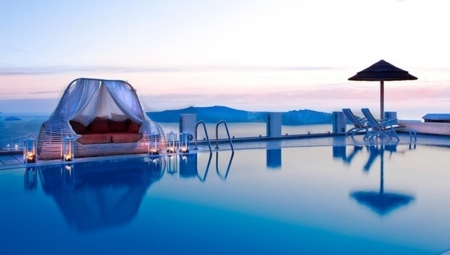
<box><xmin>166</xmin><ymin>131</ymin><xmax>178</xmax><ymax>153</ymax></box>
<box><xmin>148</xmin><ymin>134</ymin><xmax>160</xmax><ymax>155</ymax></box>
<box><xmin>62</xmin><ymin>135</ymin><xmax>75</xmax><ymax>162</ymax></box>
<box><xmin>23</xmin><ymin>135</ymin><xmax>37</xmax><ymax>164</ymax></box>
<box><xmin>179</xmin><ymin>132</ymin><xmax>191</xmax><ymax>153</ymax></box>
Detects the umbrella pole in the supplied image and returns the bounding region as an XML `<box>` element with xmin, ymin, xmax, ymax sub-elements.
<box><xmin>380</xmin><ymin>81</ymin><xmax>384</xmax><ymax>119</ymax></box>
<box><xmin>380</xmin><ymin>145</ymin><xmax>384</xmax><ymax>195</ymax></box>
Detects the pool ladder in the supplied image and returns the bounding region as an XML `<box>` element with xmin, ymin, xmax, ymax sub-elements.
<box><xmin>194</xmin><ymin>120</ymin><xmax>234</xmax><ymax>152</ymax></box>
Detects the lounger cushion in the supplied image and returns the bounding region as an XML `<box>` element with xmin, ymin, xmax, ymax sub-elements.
<box><xmin>127</xmin><ymin>121</ymin><xmax>141</xmax><ymax>133</ymax></box>
<box><xmin>88</xmin><ymin>117</ymin><xmax>111</xmax><ymax>133</ymax></box>
<box><xmin>109</xmin><ymin>119</ymin><xmax>129</xmax><ymax>132</ymax></box>
<box><xmin>70</xmin><ymin>120</ymin><xmax>87</xmax><ymax>134</ymax></box>
<box><xmin>110</xmin><ymin>133</ymin><xmax>143</xmax><ymax>143</ymax></box>
<box><xmin>77</xmin><ymin>134</ymin><xmax>111</xmax><ymax>144</ymax></box>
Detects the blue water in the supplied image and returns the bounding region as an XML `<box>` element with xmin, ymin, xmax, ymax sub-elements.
<box><xmin>1</xmin><ymin>144</ymin><xmax>450</xmax><ymax>254</ymax></box>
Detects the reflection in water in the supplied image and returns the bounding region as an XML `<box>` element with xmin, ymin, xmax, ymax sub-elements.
<box><xmin>166</xmin><ymin>155</ymin><xmax>178</xmax><ymax>175</ymax></box>
<box><xmin>31</xmin><ymin>152</ymin><xmax>236</xmax><ymax>233</ymax></box>
<box><xmin>333</xmin><ymin>146</ymin><xmax>363</xmax><ymax>164</ymax></box>
<box><xmin>363</xmin><ymin>145</ymin><xmax>384</xmax><ymax>171</ymax></box>
<box><xmin>216</xmin><ymin>151</ymin><xmax>234</xmax><ymax>179</ymax></box>
<box><xmin>24</xmin><ymin>167</ymin><xmax>37</xmax><ymax>191</ymax></box>
<box><xmin>36</xmin><ymin>157</ymin><xmax>164</xmax><ymax>232</ymax></box>
<box><xmin>266</xmin><ymin>149</ymin><xmax>282</xmax><ymax>169</ymax></box>
<box><xmin>350</xmin><ymin>144</ymin><xmax>416</xmax><ymax>216</ymax></box>
<box><xmin>179</xmin><ymin>153</ymin><xmax>212</xmax><ymax>181</ymax></box>
<box><xmin>174</xmin><ymin>152</ymin><xmax>234</xmax><ymax>181</ymax></box>
<box><xmin>179</xmin><ymin>154</ymin><xmax>199</xmax><ymax>178</ymax></box>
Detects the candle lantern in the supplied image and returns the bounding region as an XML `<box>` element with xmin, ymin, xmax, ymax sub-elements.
<box><xmin>179</xmin><ymin>132</ymin><xmax>191</xmax><ymax>153</ymax></box>
<box><xmin>62</xmin><ymin>135</ymin><xmax>75</xmax><ymax>162</ymax></box>
<box><xmin>166</xmin><ymin>131</ymin><xmax>178</xmax><ymax>153</ymax></box>
<box><xmin>23</xmin><ymin>135</ymin><xmax>37</xmax><ymax>164</ymax></box>
<box><xmin>148</xmin><ymin>134</ymin><xmax>160</xmax><ymax>155</ymax></box>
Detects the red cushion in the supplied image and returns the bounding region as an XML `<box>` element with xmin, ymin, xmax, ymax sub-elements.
<box><xmin>110</xmin><ymin>133</ymin><xmax>143</xmax><ymax>143</ymax></box>
<box><xmin>76</xmin><ymin>134</ymin><xmax>111</xmax><ymax>144</ymax></box>
<box><xmin>88</xmin><ymin>117</ymin><xmax>110</xmax><ymax>133</ymax></box>
<box><xmin>70</xmin><ymin>120</ymin><xmax>87</xmax><ymax>134</ymax></box>
<box><xmin>109</xmin><ymin>119</ymin><xmax>129</xmax><ymax>132</ymax></box>
<box><xmin>127</xmin><ymin>121</ymin><xmax>141</xmax><ymax>133</ymax></box>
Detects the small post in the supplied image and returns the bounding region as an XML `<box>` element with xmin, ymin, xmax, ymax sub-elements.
<box><xmin>332</xmin><ymin>111</ymin><xmax>346</xmax><ymax>134</ymax></box>
<box><xmin>180</xmin><ymin>114</ymin><xmax>196</xmax><ymax>141</ymax></box>
<box><xmin>266</xmin><ymin>112</ymin><xmax>282</xmax><ymax>138</ymax></box>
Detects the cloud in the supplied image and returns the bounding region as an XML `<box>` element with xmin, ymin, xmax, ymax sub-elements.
<box><xmin>138</xmin><ymin>82</ymin><xmax>450</xmax><ymax>113</ymax></box>
<box><xmin>29</xmin><ymin>90</ymin><xmax>62</xmax><ymax>95</ymax></box>
<box><xmin>0</xmin><ymin>98</ymin><xmax>59</xmax><ymax>113</ymax></box>
<box><xmin>0</xmin><ymin>65</ymin><xmax>337</xmax><ymax>76</ymax></box>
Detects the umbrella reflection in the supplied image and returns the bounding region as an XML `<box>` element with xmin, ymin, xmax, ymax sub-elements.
<box><xmin>350</xmin><ymin>144</ymin><xmax>415</xmax><ymax>216</ymax></box>
<box><xmin>36</xmin><ymin>157</ymin><xmax>163</xmax><ymax>233</ymax></box>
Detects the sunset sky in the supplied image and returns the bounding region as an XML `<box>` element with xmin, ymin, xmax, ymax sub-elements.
<box><xmin>1</xmin><ymin>0</ymin><xmax>450</xmax><ymax>119</ymax></box>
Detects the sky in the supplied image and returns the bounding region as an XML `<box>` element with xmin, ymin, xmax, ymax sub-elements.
<box><xmin>1</xmin><ymin>0</ymin><xmax>450</xmax><ymax>119</ymax></box>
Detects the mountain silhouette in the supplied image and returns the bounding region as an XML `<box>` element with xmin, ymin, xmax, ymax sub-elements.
<box><xmin>146</xmin><ymin>105</ymin><xmax>333</xmax><ymax>125</ymax></box>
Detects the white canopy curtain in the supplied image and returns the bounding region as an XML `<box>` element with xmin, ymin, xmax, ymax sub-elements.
<box><xmin>66</xmin><ymin>79</ymin><xmax>148</xmax><ymax>131</ymax></box>
<box><xmin>103</xmin><ymin>80</ymin><xmax>145</xmax><ymax>124</ymax></box>
<box><xmin>65</xmin><ymin>79</ymin><xmax>101</xmax><ymax>126</ymax></box>
<box><xmin>37</xmin><ymin>78</ymin><xmax>166</xmax><ymax>160</ymax></box>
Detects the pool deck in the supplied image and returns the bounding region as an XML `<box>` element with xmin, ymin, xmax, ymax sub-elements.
<box><xmin>1</xmin><ymin>132</ymin><xmax>449</xmax><ymax>170</ymax></box>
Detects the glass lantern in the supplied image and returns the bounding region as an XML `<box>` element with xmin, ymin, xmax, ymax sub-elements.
<box><xmin>62</xmin><ymin>135</ymin><xmax>75</xmax><ymax>162</ymax></box>
<box><xmin>148</xmin><ymin>134</ymin><xmax>160</xmax><ymax>155</ymax></box>
<box><xmin>179</xmin><ymin>132</ymin><xmax>191</xmax><ymax>153</ymax></box>
<box><xmin>23</xmin><ymin>135</ymin><xmax>37</xmax><ymax>164</ymax></box>
<box><xmin>166</xmin><ymin>131</ymin><xmax>178</xmax><ymax>153</ymax></box>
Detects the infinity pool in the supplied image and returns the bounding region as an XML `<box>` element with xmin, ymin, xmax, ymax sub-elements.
<box><xmin>1</xmin><ymin>144</ymin><xmax>449</xmax><ymax>254</ymax></box>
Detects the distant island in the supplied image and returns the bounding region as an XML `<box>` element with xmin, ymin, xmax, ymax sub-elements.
<box><xmin>146</xmin><ymin>106</ymin><xmax>333</xmax><ymax>125</ymax></box>
<box><xmin>4</xmin><ymin>116</ymin><xmax>21</xmax><ymax>121</ymax></box>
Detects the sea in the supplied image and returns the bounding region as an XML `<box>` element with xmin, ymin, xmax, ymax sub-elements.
<box><xmin>0</xmin><ymin>114</ymin><xmax>336</xmax><ymax>149</ymax></box>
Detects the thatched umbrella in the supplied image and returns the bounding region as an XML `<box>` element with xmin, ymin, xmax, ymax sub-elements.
<box><xmin>348</xmin><ymin>60</ymin><xmax>418</xmax><ymax>119</ymax></box>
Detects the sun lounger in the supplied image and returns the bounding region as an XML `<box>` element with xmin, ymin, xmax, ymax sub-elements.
<box><xmin>361</xmin><ymin>108</ymin><xmax>403</xmax><ymax>142</ymax></box>
<box><xmin>342</xmin><ymin>108</ymin><xmax>369</xmax><ymax>138</ymax></box>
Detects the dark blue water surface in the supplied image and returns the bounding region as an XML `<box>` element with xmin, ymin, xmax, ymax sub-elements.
<box><xmin>1</xmin><ymin>144</ymin><xmax>450</xmax><ymax>254</ymax></box>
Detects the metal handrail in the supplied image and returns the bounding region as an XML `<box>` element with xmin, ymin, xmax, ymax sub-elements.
<box><xmin>215</xmin><ymin>120</ymin><xmax>234</xmax><ymax>151</ymax></box>
<box><xmin>216</xmin><ymin>151</ymin><xmax>234</xmax><ymax>180</ymax></box>
<box><xmin>194</xmin><ymin>121</ymin><xmax>212</xmax><ymax>153</ymax></box>
<box><xmin>197</xmin><ymin>153</ymin><xmax>213</xmax><ymax>182</ymax></box>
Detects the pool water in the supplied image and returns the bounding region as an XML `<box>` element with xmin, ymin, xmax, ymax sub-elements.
<box><xmin>1</xmin><ymin>144</ymin><xmax>450</xmax><ymax>254</ymax></box>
